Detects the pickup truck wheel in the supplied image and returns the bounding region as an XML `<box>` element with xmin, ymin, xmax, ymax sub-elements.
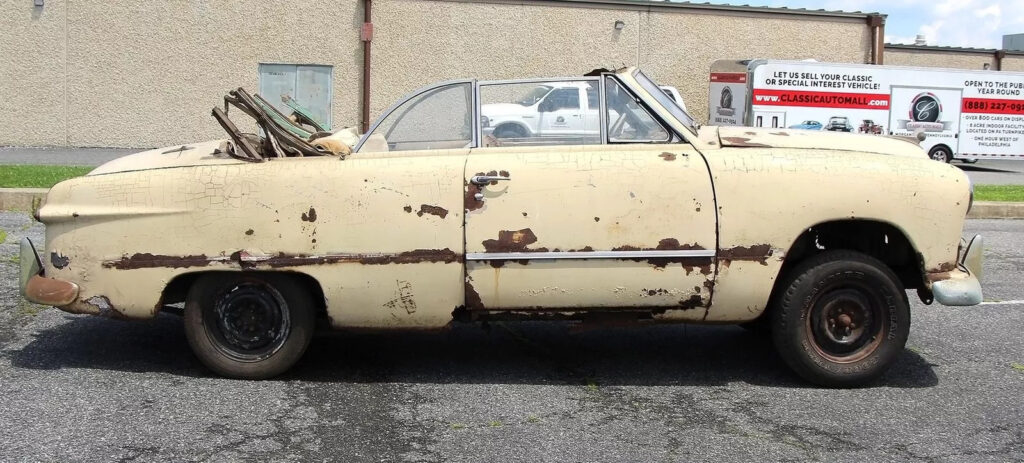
<box><xmin>929</xmin><ymin>146</ymin><xmax>952</xmax><ymax>163</ymax></box>
<box><xmin>771</xmin><ymin>251</ymin><xmax>909</xmax><ymax>387</ymax></box>
<box><xmin>185</xmin><ymin>274</ymin><xmax>314</xmax><ymax>379</ymax></box>
<box><xmin>494</xmin><ymin>124</ymin><xmax>527</xmax><ymax>139</ymax></box>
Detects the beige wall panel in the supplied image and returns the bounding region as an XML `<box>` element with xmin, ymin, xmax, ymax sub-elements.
<box><xmin>640</xmin><ymin>11</ymin><xmax>871</xmax><ymax>124</ymax></box>
<box><xmin>370</xmin><ymin>0</ymin><xmax>640</xmax><ymax>119</ymax></box>
<box><xmin>1001</xmin><ymin>56</ymin><xmax>1024</xmax><ymax>72</ymax></box>
<box><xmin>885</xmin><ymin>49</ymin><xmax>995</xmax><ymax>71</ymax></box>
<box><xmin>62</xmin><ymin>1</ymin><xmax>362</xmax><ymax>148</ymax></box>
<box><xmin>0</xmin><ymin>1</ymin><xmax>67</xmax><ymax>146</ymax></box>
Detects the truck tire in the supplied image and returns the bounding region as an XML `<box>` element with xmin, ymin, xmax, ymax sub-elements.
<box><xmin>771</xmin><ymin>251</ymin><xmax>910</xmax><ymax>387</ymax></box>
<box><xmin>494</xmin><ymin>124</ymin><xmax>528</xmax><ymax>139</ymax></box>
<box><xmin>929</xmin><ymin>146</ymin><xmax>952</xmax><ymax>163</ymax></box>
<box><xmin>185</xmin><ymin>273</ymin><xmax>314</xmax><ymax>379</ymax></box>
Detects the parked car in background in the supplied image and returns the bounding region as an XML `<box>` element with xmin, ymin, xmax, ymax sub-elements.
<box><xmin>788</xmin><ymin>120</ymin><xmax>822</xmax><ymax>130</ymax></box>
<box><xmin>21</xmin><ymin>67</ymin><xmax>982</xmax><ymax>387</ymax></box>
<box><xmin>860</xmin><ymin>119</ymin><xmax>883</xmax><ymax>134</ymax></box>
<box><xmin>825</xmin><ymin>116</ymin><xmax>853</xmax><ymax>132</ymax></box>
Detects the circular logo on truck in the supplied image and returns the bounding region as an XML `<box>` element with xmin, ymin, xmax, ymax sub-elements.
<box><xmin>721</xmin><ymin>87</ymin><xmax>733</xmax><ymax>109</ymax></box>
<box><xmin>910</xmin><ymin>92</ymin><xmax>941</xmax><ymax>123</ymax></box>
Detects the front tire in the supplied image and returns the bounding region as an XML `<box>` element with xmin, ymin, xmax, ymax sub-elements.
<box><xmin>185</xmin><ymin>273</ymin><xmax>314</xmax><ymax>379</ymax></box>
<box><xmin>771</xmin><ymin>251</ymin><xmax>910</xmax><ymax>387</ymax></box>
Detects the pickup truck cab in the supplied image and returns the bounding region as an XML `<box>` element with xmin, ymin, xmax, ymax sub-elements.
<box><xmin>481</xmin><ymin>82</ymin><xmax>684</xmax><ymax>143</ymax></box>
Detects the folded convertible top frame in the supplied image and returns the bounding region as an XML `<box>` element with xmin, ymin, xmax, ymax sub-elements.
<box><xmin>211</xmin><ymin>88</ymin><xmax>332</xmax><ymax>163</ymax></box>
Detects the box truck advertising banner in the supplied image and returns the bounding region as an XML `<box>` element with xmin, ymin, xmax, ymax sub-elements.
<box><xmin>717</xmin><ymin>60</ymin><xmax>1024</xmax><ymax>160</ymax></box>
<box><xmin>958</xmin><ymin>79</ymin><xmax>1024</xmax><ymax>158</ymax></box>
<box><xmin>708</xmin><ymin>72</ymin><xmax>747</xmax><ymax>126</ymax></box>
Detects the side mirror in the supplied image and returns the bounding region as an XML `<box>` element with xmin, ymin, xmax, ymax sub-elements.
<box><xmin>538</xmin><ymin>100</ymin><xmax>553</xmax><ymax>112</ymax></box>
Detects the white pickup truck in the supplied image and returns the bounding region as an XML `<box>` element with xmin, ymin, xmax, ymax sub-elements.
<box><xmin>481</xmin><ymin>81</ymin><xmax>685</xmax><ymax>141</ymax></box>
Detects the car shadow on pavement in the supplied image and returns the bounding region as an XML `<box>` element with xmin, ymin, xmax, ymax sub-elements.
<box><xmin>10</xmin><ymin>315</ymin><xmax>939</xmax><ymax>389</ymax></box>
<box><xmin>8</xmin><ymin>313</ymin><xmax>204</xmax><ymax>377</ymax></box>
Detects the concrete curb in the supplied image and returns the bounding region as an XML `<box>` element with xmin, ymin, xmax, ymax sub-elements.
<box><xmin>0</xmin><ymin>188</ymin><xmax>1022</xmax><ymax>219</ymax></box>
<box><xmin>0</xmin><ymin>188</ymin><xmax>47</xmax><ymax>212</ymax></box>
<box><xmin>968</xmin><ymin>201</ymin><xmax>1024</xmax><ymax>219</ymax></box>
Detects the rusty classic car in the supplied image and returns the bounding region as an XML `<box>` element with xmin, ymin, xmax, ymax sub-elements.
<box><xmin>20</xmin><ymin>67</ymin><xmax>983</xmax><ymax>386</ymax></box>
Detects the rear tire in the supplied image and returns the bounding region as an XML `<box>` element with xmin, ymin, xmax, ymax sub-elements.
<box><xmin>771</xmin><ymin>251</ymin><xmax>910</xmax><ymax>387</ymax></box>
<box><xmin>185</xmin><ymin>273</ymin><xmax>314</xmax><ymax>379</ymax></box>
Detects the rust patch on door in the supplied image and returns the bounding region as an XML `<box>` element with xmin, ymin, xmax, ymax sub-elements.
<box><xmin>103</xmin><ymin>253</ymin><xmax>211</xmax><ymax>270</ymax></box>
<box><xmin>482</xmin><ymin>228</ymin><xmax>546</xmax><ymax>253</ymax></box>
<box><xmin>417</xmin><ymin>204</ymin><xmax>449</xmax><ymax>219</ymax></box>
<box><xmin>403</xmin><ymin>205</ymin><xmax>413</xmax><ymax>213</ymax></box>
<box><xmin>254</xmin><ymin>248</ymin><xmax>463</xmax><ymax>267</ymax></box>
<box><xmin>301</xmin><ymin>207</ymin><xmax>318</xmax><ymax>222</ymax></box>
<box><xmin>610</xmin><ymin>239</ymin><xmax>711</xmax><ymax>270</ymax></box>
<box><xmin>658</xmin><ymin>152</ymin><xmax>677</xmax><ymax>161</ymax></box>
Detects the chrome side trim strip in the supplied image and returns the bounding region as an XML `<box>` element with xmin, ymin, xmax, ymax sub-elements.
<box><xmin>466</xmin><ymin>250</ymin><xmax>715</xmax><ymax>261</ymax></box>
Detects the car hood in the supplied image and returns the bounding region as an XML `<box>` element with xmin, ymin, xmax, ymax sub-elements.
<box><xmin>88</xmin><ymin>140</ymin><xmax>241</xmax><ymax>176</ymax></box>
<box><xmin>716</xmin><ymin>126</ymin><xmax>925</xmax><ymax>158</ymax></box>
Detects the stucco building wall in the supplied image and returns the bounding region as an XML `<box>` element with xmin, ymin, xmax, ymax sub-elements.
<box><xmin>2</xmin><ymin>0</ymin><xmax>876</xmax><ymax>148</ymax></box>
<box><xmin>1</xmin><ymin>0</ymin><xmax>364</xmax><ymax>148</ymax></box>
<box><xmin>0</xmin><ymin>2</ymin><xmax>68</xmax><ymax>146</ymax></box>
<box><xmin>1001</xmin><ymin>55</ymin><xmax>1024</xmax><ymax>72</ymax></box>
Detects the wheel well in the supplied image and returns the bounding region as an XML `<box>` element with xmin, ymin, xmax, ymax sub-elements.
<box><xmin>778</xmin><ymin>220</ymin><xmax>923</xmax><ymax>291</ymax></box>
<box><xmin>493</xmin><ymin>122</ymin><xmax>529</xmax><ymax>136</ymax></box>
<box><xmin>159</xmin><ymin>271</ymin><xmax>328</xmax><ymax>320</ymax></box>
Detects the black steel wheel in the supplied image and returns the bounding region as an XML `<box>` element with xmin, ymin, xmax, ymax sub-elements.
<box><xmin>771</xmin><ymin>251</ymin><xmax>910</xmax><ymax>387</ymax></box>
<box><xmin>185</xmin><ymin>273</ymin><xmax>314</xmax><ymax>379</ymax></box>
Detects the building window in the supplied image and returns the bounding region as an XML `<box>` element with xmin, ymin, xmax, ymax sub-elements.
<box><xmin>258</xmin><ymin>64</ymin><xmax>333</xmax><ymax>130</ymax></box>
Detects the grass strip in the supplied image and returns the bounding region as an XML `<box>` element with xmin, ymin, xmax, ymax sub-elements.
<box><xmin>974</xmin><ymin>185</ymin><xmax>1024</xmax><ymax>202</ymax></box>
<box><xmin>0</xmin><ymin>165</ymin><xmax>94</xmax><ymax>188</ymax></box>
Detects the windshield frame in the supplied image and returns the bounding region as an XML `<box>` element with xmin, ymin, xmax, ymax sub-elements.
<box><xmin>626</xmin><ymin>69</ymin><xmax>698</xmax><ymax>136</ymax></box>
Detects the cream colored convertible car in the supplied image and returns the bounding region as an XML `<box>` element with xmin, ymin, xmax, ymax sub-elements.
<box><xmin>20</xmin><ymin>68</ymin><xmax>982</xmax><ymax>386</ymax></box>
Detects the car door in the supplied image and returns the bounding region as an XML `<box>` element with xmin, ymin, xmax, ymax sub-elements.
<box><xmin>537</xmin><ymin>87</ymin><xmax>585</xmax><ymax>138</ymax></box>
<box><xmin>463</xmin><ymin>143</ymin><xmax>716</xmax><ymax>312</ymax></box>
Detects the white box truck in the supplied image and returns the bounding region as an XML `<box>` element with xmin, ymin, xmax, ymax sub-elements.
<box><xmin>708</xmin><ymin>59</ymin><xmax>1024</xmax><ymax>162</ymax></box>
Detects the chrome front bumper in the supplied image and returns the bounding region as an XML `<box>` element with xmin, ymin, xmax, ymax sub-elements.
<box><xmin>930</xmin><ymin>234</ymin><xmax>983</xmax><ymax>306</ymax></box>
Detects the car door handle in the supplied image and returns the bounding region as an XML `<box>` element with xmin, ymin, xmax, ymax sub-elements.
<box><xmin>470</xmin><ymin>175</ymin><xmax>510</xmax><ymax>186</ymax></box>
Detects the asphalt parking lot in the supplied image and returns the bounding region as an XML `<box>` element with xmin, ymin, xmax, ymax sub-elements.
<box><xmin>0</xmin><ymin>212</ymin><xmax>1022</xmax><ymax>462</ymax></box>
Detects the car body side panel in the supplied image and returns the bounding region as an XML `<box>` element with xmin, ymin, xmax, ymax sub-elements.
<box><xmin>464</xmin><ymin>143</ymin><xmax>717</xmax><ymax>317</ymax></box>
<box><xmin>39</xmin><ymin>149</ymin><xmax>467</xmax><ymax>328</ymax></box>
<box><xmin>701</xmin><ymin>147</ymin><xmax>970</xmax><ymax>322</ymax></box>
